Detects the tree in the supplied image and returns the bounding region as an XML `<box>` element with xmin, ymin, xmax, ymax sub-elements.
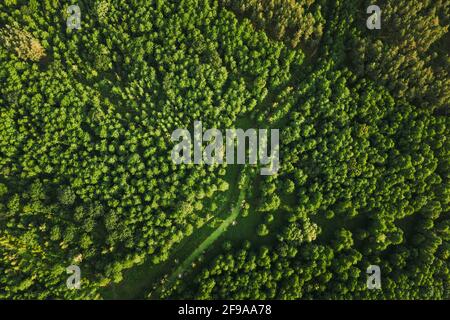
<box><xmin>257</xmin><ymin>224</ymin><xmax>270</xmax><ymax>237</ymax></box>
<box><xmin>0</xmin><ymin>24</ymin><xmax>45</xmax><ymax>61</ymax></box>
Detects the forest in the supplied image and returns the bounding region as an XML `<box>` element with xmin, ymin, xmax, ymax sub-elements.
<box><xmin>0</xmin><ymin>0</ymin><xmax>448</xmax><ymax>300</ymax></box>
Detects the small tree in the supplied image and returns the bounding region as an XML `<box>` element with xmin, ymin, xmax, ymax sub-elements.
<box><xmin>257</xmin><ymin>224</ymin><xmax>269</xmax><ymax>237</ymax></box>
<box><xmin>0</xmin><ymin>24</ymin><xmax>45</xmax><ymax>61</ymax></box>
<box><xmin>58</xmin><ymin>187</ymin><xmax>76</xmax><ymax>206</ymax></box>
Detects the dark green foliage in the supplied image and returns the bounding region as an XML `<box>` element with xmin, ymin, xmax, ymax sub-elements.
<box><xmin>347</xmin><ymin>0</ymin><xmax>450</xmax><ymax>113</ymax></box>
<box><xmin>0</xmin><ymin>0</ymin><xmax>448</xmax><ymax>300</ymax></box>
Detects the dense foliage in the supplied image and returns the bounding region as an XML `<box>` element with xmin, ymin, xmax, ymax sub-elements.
<box><xmin>347</xmin><ymin>0</ymin><xmax>450</xmax><ymax>113</ymax></box>
<box><xmin>0</xmin><ymin>0</ymin><xmax>448</xmax><ymax>300</ymax></box>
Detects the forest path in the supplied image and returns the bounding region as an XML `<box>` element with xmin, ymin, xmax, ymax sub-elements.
<box><xmin>149</xmin><ymin>172</ymin><xmax>249</xmax><ymax>299</ymax></box>
<box><xmin>101</xmin><ymin>162</ymin><xmax>245</xmax><ymax>299</ymax></box>
<box><xmin>100</xmin><ymin>16</ymin><xmax>326</xmax><ymax>297</ymax></box>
